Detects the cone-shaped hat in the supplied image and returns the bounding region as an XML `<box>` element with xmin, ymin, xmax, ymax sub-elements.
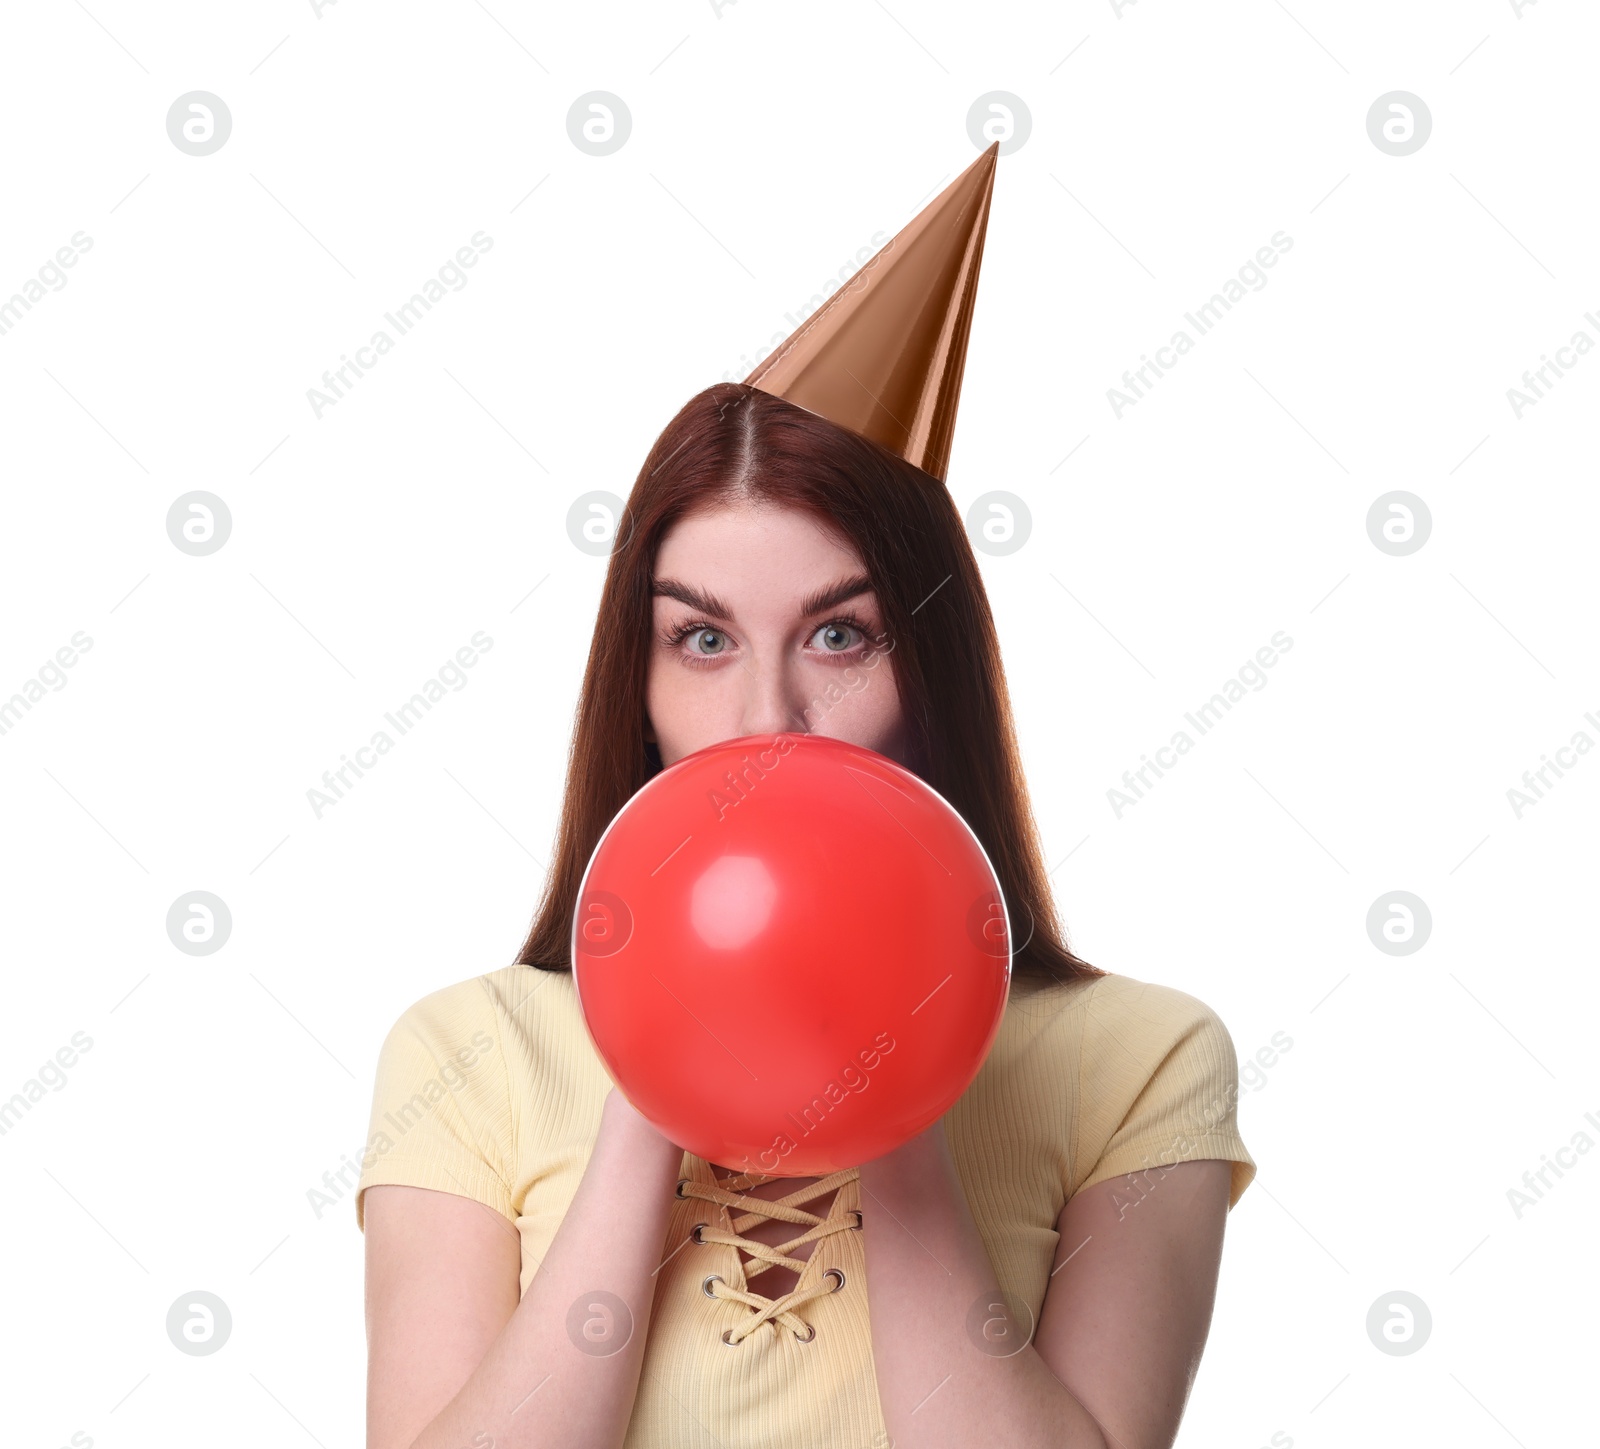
<box><xmin>743</xmin><ymin>143</ymin><xmax>999</xmax><ymax>484</ymax></box>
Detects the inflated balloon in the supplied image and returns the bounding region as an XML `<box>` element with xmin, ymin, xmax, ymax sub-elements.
<box><xmin>571</xmin><ymin>732</ymin><xmax>1011</xmax><ymax>1176</ymax></box>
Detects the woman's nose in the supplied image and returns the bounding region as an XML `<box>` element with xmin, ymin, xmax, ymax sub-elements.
<box><xmin>736</xmin><ymin>652</ymin><xmax>805</xmax><ymax>738</ymax></box>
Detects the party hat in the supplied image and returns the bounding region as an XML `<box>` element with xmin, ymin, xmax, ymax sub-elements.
<box><xmin>743</xmin><ymin>142</ymin><xmax>999</xmax><ymax>484</ymax></box>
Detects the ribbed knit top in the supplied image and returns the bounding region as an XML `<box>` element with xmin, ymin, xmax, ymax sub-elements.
<box><xmin>355</xmin><ymin>965</ymin><xmax>1256</xmax><ymax>1447</ymax></box>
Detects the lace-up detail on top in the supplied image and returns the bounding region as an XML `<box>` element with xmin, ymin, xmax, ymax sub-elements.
<box><xmin>676</xmin><ymin>1168</ymin><xmax>861</xmax><ymax>1345</ymax></box>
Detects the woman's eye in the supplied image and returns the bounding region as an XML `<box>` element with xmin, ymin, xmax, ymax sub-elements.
<box><xmin>810</xmin><ymin>622</ymin><xmax>861</xmax><ymax>653</ymax></box>
<box><xmin>686</xmin><ymin>627</ymin><xmax>727</xmax><ymax>656</ymax></box>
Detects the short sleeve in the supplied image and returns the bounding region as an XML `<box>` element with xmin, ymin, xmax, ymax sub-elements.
<box><xmin>1072</xmin><ymin>978</ymin><xmax>1257</xmax><ymax>1210</ymax></box>
<box><xmin>353</xmin><ymin>976</ymin><xmax>517</xmax><ymax>1231</ymax></box>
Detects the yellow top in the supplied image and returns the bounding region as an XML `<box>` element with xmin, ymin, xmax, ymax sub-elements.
<box><xmin>355</xmin><ymin>965</ymin><xmax>1256</xmax><ymax>1447</ymax></box>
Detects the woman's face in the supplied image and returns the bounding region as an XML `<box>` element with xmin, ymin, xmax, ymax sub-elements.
<box><xmin>645</xmin><ymin>499</ymin><xmax>912</xmax><ymax>770</ymax></box>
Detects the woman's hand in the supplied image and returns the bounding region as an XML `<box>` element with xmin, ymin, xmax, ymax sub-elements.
<box><xmin>600</xmin><ymin>1084</ymin><xmax>679</xmax><ymax>1152</ymax></box>
<box><xmin>856</xmin><ymin>1115</ymin><xmax>1115</xmax><ymax>1449</ymax></box>
<box><xmin>858</xmin><ymin>1115</ymin><xmax>951</xmax><ymax>1177</ymax></box>
<box><xmin>364</xmin><ymin>1085</ymin><xmax>687</xmax><ymax>1449</ymax></box>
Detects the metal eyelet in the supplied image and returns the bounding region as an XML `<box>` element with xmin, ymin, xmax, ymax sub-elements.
<box><xmin>720</xmin><ymin>1328</ymin><xmax>741</xmax><ymax>1346</ymax></box>
<box><xmin>824</xmin><ymin>1267</ymin><xmax>846</xmax><ymax>1293</ymax></box>
<box><xmin>674</xmin><ymin>1177</ymin><xmax>692</xmax><ymax>1199</ymax></box>
<box><xmin>701</xmin><ymin>1273</ymin><xmax>724</xmax><ymax>1299</ymax></box>
<box><xmin>847</xmin><ymin>1209</ymin><xmax>863</xmax><ymax>1230</ymax></box>
<box><xmin>690</xmin><ymin>1221</ymin><xmax>710</xmax><ymax>1244</ymax></box>
<box><xmin>793</xmin><ymin>1321</ymin><xmax>817</xmax><ymax>1343</ymax></box>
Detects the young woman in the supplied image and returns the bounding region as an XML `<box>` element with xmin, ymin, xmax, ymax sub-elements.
<box><xmin>356</xmin><ymin>147</ymin><xmax>1255</xmax><ymax>1449</ymax></box>
<box><xmin>356</xmin><ymin>381</ymin><xmax>1256</xmax><ymax>1449</ymax></box>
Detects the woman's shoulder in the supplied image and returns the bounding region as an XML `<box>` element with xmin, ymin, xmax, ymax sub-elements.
<box><xmin>1062</xmin><ymin>968</ymin><xmax>1244</xmax><ymax>1091</ymax></box>
<box><xmin>355</xmin><ymin>965</ymin><xmax>585</xmax><ymax>1230</ymax></box>
<box><xmin>1065</xmin><ymin>969</ymin><xmax>1256</xmax><ymax>1206</ymax></box>
<box><xmin>1002</xmin><ymin>967</ymin><xmax>1235</xmax><ymax>1060</ymax></box>
<box><xmin>1079</xmin><ymin>969</ymin><xmax>1237</xmax><ymax>1038</ymax></box>
<box><xmin>375</xmin><ymin>963</ymin><xmax>579</xmax><ymax>1047</ymax></box>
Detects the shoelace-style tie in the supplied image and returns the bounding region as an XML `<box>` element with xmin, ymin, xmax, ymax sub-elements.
<box><xmin>675</xmin><ymin>1168</ymin><xmax>861</xmax><ymax>1345</ymax></box>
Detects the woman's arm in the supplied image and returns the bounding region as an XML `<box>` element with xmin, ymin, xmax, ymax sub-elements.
<box><xmin>858</xmin><ymin>1122</ymin><xmax>1232</xmax><ymax>1449</ymax></box>
<box><xmin>363</xmin><ymin>1086</ymin><xmax>684</xmax><ymax>1449</ymax></box>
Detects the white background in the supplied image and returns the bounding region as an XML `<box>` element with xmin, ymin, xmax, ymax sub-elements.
<box><xmin>2</xmin><ymin>1</ymin><xmax>1595</xmax><ymax>1445</ymax></box>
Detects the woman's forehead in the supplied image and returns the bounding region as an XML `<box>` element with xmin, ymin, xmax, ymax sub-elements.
<box><xmin>654</xmin><ymin>501</ymin><xmax>864</xmax><ymax>577</ymax></box>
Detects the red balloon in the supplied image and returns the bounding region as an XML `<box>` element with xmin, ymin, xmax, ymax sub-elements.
<box><xmin>572</xmin><ymin>732</ymin><xmax>1011</xmax><ymax>1176</ymax></box>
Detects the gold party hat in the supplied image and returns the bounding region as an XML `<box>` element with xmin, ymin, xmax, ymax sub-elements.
<box><xmin>743</xmin><ymin>142</ymin><xmax>999</xmax><ymax>484</ymax></box>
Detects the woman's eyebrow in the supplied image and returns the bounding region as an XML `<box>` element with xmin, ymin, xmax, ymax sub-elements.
<box><xmin>651</xmin><ymin>573</ymin><xmax>875</xmax><ymax>621</ymax></box>
<box><xmin>652</xmin><ymin>578</ymin><xmax>736</xmax><ymax>619</ymax></box>
<box><xmin>797</xmin><ymin>573</ymin><xmax>874</xmax><ymax>617</ymax></box>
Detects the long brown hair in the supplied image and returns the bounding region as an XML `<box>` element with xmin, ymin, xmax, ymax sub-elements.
<box><xmin>515</xmin><ymin>383</ymin><xmax>1102</xmax><ymax>994</ymax></box>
